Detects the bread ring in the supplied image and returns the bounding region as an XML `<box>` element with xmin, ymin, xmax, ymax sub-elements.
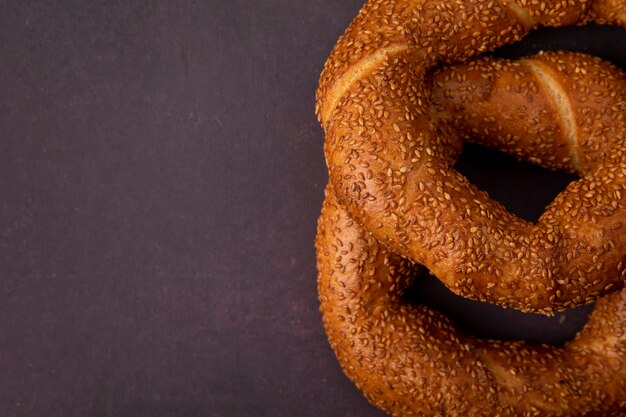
<box><xmin>316</xmin><ymin>0</ymin><xmax>626</xmax><ymax>313</ymax></box>
<box><xmin>317</xmin><ymin>188</ymin><xmax>626</xmax><ymax>417</ymax></box>
<box><xmin>431</xmin><ymin>50</ymin><xmax>626</xmax><ymax>173</ymax></box>
<box><xmin>426</xmin><ymin>50</ymin><xmax>626</xmax><ymax>313</ymax></box>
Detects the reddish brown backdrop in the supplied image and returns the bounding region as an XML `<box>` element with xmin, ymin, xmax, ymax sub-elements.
<box><xmin>0</xmin><ymin>1</ymin><xmax>624</xmax><ymax>416</ymax></box>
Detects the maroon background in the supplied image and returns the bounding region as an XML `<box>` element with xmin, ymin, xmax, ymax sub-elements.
<box><xmin>0</xmin><ymin>1</ymin><xmax>624</xmax><ymax>416</ymax></box>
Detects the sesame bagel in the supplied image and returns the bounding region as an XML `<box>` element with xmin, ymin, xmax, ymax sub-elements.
<box><xmin>425</xmin><ymin>50</ymin><xmax>626</xmax><ymax>313</ymax></box>
<box><xmin>317</xmin><ymin>188</ymin><xmax>626</xmax><ymax>417</ymax></box>
<box><xmin>316</xmin><ymin>0</ymin><xmax>626</xmax><ymax>313</ymax></box>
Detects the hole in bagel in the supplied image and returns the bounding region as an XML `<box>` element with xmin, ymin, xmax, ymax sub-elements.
<box><xmin>489</xmin><ymin>25</ymin><xmax>626</xmax><ymax>68</ymax></box>
<box><xmin>403</xmin><ymin>270</ymin><xmax>594</xmax><ymax>346</ymax></box>
<box><xmin>405</xmin><ymin>143</ymin><xmax>591</xmax><ymax>346</ymax></box>
<box><xmin>453</xmin><ymin>143</ymin><xmax>577</xmax><ymax>223</ymax></box>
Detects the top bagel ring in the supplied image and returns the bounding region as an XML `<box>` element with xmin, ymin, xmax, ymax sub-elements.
<box><xmin>316</xmin><ymin>0</ymin><xmax>626</xmax><ymax>314</ymax></box>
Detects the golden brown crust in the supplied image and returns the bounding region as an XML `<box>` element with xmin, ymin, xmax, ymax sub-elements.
<box><xmin>314</xmin><ymin>2</ymin><xmax>626</xmax><ymax>414</ymax></box>
<box><xmin>431</xmin><ymin>51</ymin><xmax>626</xmax><ymax>173</ymax></box>
<box><xmin>590</xmin><ymin>0</ymin><xmax>626</xmax><ymax>26</ymax></box>
<box><xmin>424</xmin><ymin>51</ymin><xmax>626</xmax><ymax>312</ymax></box>
<box><xmin>317</xmin><ymin>187</ymin><xmax>626</xmax><ymax>417</ymax></box>
<box><xmin>316</xmin><ymin>0</ymin><xmax>626</xmax><ymax>313</ymax></box>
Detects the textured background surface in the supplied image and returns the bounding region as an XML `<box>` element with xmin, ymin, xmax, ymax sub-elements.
<box><xmin>0</xmin><ymin>1</ymin><xmax>624</xmax><ymax>416</ymax></box>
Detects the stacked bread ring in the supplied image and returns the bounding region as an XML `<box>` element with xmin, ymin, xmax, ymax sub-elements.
<box><xmin>315</xmin><ymin>1</ymin><xmax>626</xmax><ymax>416</ymax></box>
